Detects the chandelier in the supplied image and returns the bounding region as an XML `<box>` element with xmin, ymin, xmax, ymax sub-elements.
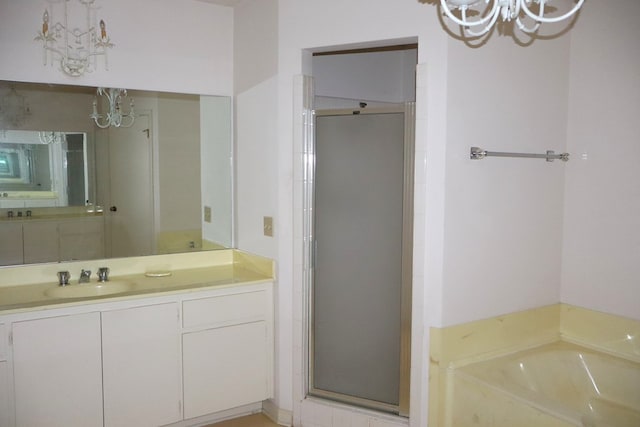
<box><xmin>38</xmin><ymin>131</ymin><xmax>65</xmax><ymax>145</ymax></box>
<box><xmin>438</xmin><ymin>0</ymin><xmax>585</xmax><ymax>38</ymax></box>
<box><xmin>35</xmin><ymin>0</ymin><xmax>114</xmax><ymax>77</ymax></box>
<box><xmin>90</xmin><ymin>88</ymin><xmax>135</xmax><ymax>129</ymax></box>
<box><xmin>0</xmin><ymin>87</ymin><xmax>31</xmax><ymax>128</ymax></box>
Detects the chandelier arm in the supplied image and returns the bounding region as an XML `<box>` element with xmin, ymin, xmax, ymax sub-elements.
<box><xmin>440</xmin><ymin>0</ymin><xmax>500</xmax><ymax>28</ymax></box>
<box><xmin>461</xmin><ymin>6</ymin><xmax>502</xmax><ymax>37</ymax></box>
<box><xmin>520</xmin><ymin>0</ymin><xmax>585</xmax><ymax>24</ymax></box>
<box><xmin>515</xmin><ymin>16</ymin><xmax>541</xmax><ymax>33</ymax></box>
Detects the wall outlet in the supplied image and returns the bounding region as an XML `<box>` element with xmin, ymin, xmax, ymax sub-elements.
<box><xmin>263</xmin><ymin>216</ymin><xmax>273</xmax><ymax>237</ymax></box>
<box><xmin>204</xmin><ymin>206</ymin><xmax>212</xmax><ymax>223</ymax></box>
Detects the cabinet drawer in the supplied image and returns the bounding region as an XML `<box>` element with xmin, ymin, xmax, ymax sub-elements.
<box><xmin>183</xmin><ymin>291</ymin><xmax>266</xmax><ymax>329</ymax></box>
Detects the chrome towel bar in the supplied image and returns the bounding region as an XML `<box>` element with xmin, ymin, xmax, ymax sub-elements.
<box><xmin>470</xmin><ymin>147</ymin><xmax>570</xmax><ymax>162</ymax></box>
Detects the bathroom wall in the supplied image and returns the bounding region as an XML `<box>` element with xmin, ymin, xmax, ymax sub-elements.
<box><xmin>232</xmin><ymin>0</ymin><xmax>285</xmax><ymax>415</ymax></box>
<box><xmin>441</xmin><ymin>33</ymin><xmax>571</xmax><ymax>326</ymax></box>
<box><xmin>0</xmin><ymin>0</ymin><xmax>233</xmax><ymax>96</ymax></box>
<box><xmin>562</xmin><ymin>0</ymin><xmax>640</xmax><ymax>321</ymax></box>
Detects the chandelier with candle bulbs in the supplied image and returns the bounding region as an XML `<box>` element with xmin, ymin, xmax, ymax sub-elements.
<box><xmin>90</xmin><ymin>88</ymin><xmax>135</xmax><ymax>129</ymax></box>
<box><xmin>438</xmin><ymin>0</ymin><xmax>585</xmax><ymax>38</ymax></box>
<box><xmin>35</xmin><ymin>0</ymin><xmax>114</xmax><ymax>77</ymax></box>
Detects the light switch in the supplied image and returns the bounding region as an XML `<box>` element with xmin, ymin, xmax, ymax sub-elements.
<box><xmin>263</xmin><ymin>216</ymin><xmax>273</xmax><ymax>237</ymax></box>
<box><xmin>204</xmin><ymin>206</ymin><xmax>212</xmax><ymax>223</ymax></box>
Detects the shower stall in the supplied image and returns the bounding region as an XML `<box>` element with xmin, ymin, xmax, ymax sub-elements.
<box><xmin>307</xmin><ymin>105</ymin><xmax>414</xmax><ymax>416</ymax></box>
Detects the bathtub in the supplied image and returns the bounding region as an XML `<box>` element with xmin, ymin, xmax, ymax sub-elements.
<box><xmin>449</xmin><ymin>341</ymin><xmax>640</xmax><ymax>427</ymax></box>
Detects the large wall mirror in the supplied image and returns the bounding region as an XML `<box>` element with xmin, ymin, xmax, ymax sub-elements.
<box><xmin>0</xmin><ymin>81</ymin><xmax>233</xmax><ymax>267</ymax></box>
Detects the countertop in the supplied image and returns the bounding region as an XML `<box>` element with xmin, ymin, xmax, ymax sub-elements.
<box><xmin>0</xmin><ymin>250</ymin><xmax>274</xmax><ymax>314</ymax></box>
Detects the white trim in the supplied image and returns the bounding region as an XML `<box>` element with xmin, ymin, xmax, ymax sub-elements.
<box><xmin>262</xmin><ymin>399</ymin><xmax>293</xmax><ymax>426</ymax></box>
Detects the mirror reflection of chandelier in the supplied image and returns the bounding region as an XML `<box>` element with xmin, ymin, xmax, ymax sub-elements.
<box><xmin>38</xmin><ymin>131</ymin><xmax>65</xmax><ymax>145</ymax></box>
<box><xmin>439</xmin><ymin>0</ymin><xmax>585</xmax><ymax>37</ymax></box>
<box><xmin>0</xmin><ymin>87</ymin><xmax>31</xmax><ymax>128</ymax></box>
<box><xmin>90</xmin><ymin>87</ymin><xmax>135</xmax><ymax>129</ymax></box>
<box><xmin>35</xmin><ymin>0</ymin><xmax>114</xmax><ymax>77</ymax></box>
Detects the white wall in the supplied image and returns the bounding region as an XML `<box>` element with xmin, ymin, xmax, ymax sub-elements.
<box><xmin>234</xmin><ymin>0</ymin><xmax>279</xmax><ymax>260</ymax></box>
<box><xmin>232</xmin><ymin>0</ymin><xmax>286</xmax><ymax>415</ymax></box>
<box><xmin>441</xmin><ymin>35</ymin><xmax>571</xmax><ymax>326</ymax></box>
<box><xmin>0</xmin><ymin>0</ymin><xmax>233</xmax><ymax>95</ymax></box>
<box><xmin>562</xmin><ymin>0</ymin><xmax>640</xmax><ymax>321</ymax></box>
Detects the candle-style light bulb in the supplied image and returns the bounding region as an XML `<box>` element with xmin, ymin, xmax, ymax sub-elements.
<box><xmin>42</xmin><ymin>10</ymin><xmax>49</xmax><ymax>35</ymax></box>
<box><xmin>92</xmin><ymin>98</ymin><xmax>98</xmax><ymax>115</ymax></box>
<box><xmin>99</xmin><ymin>19</ymin><xmax>107</xmax><ymax>39</ymax></box>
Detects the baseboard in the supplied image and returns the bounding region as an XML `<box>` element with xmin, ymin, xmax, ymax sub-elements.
<box><xmin>165</xmin><ymin>402</ymin><xmax>263</xmax><ymax>427</ymax></box>
<box><xmin>263</xmin><ymin>399</ymin><xmax>293</xmax><ymax>426</ymax></box>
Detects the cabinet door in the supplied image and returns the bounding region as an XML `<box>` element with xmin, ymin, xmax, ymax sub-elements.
<box><xmin>183</xmin><ymin>321</ymin><xmax>269</xmax><ymax>419</ymax></box>
<box><xmin>102</xmin><ymin>303</ymin><xmax>182</xmax><ymax>427</ymax></box>
<box><xmin>12</xmin><ymin>312</ymin><xmax>103</xmax><ymax>427</ymax></box>
<box><xmin>0</xmin><ymin>223</ymin><xmax>23</xmax><ymax>266</ymax></box>
<box><xmin>0</xmin><ymin>361</ymin><xmax>9</xmax><ymax>427</ymax></box>
<box><xmin>59</xmin><ymin>218</ymin><xmax>105</xmax><ymax>261</ymax></box>
<box><xmin>22</xmin><ymin>221</ymin><xmax>59</xmax><ymax>263</ymax></box>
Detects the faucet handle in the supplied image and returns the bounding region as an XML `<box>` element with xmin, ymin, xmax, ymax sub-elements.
<box><xmin>79</xmin><ymin>269</ymin><xmax>91</xmax><ymax>283</ymax></box>
<box><xmin>97</xmin><ymin>267</ymin><xmax>110</xmax><ymax>282</ymax></box>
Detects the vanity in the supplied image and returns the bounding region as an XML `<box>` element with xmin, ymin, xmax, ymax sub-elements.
<box><xmin>0</xmin><ymin>249</ymin><xmax>274</xmax><ymax>427</ymax></box>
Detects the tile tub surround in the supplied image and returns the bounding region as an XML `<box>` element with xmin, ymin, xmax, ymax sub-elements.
<box><xmin>0</xmin><ymin>249</ymin><xmax>274</xmax><ymax>313</ymax></box>
<box><xmin>429</xmin><ymin>304</ymin><xmax>640</xmax><ymax>426</ymax></box>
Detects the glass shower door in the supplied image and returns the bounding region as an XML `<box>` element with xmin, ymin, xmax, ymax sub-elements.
<box><xmin>310</xmin><ymin>110</ymin><xmax>412</xmax><ymax>415</ymax></box>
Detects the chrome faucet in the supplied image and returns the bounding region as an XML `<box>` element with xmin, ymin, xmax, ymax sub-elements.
<box><xmin>57</xmin><ymin>271</ymin><xmax>70</xmax><ymax>286</ymax></box>
<box><xmin>97</xmin><ymin>267</ymin><xmax>110</xmax><ymax>282</ymax></box>
<box><xmin>79</xmin><ymin>269</ymin><xmax>91</xmax><ymax>283</ymax></box>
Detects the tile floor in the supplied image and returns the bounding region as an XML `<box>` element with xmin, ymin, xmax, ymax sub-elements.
<box><xmin>207</xmin><ymin>413</ymin><xmax>280</xmax><ymax>427</ymax></box>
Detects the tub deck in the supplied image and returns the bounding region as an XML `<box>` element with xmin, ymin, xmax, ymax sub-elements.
<box><xmin>451</xmin><ymin>341</ymin><xmax>640</xmax><ymax>427</ymax></box>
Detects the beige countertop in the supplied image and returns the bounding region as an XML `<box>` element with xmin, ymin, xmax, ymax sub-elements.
<box><xmin>0</xmin><ymin>250</ymin><xmax>274</xmax><ymax>314</ymax></box>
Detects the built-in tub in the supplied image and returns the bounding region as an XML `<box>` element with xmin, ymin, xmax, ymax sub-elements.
<box><xmin>450</xmin><ymin>341</ymin><xmax>640</xmax><ymax>427</ymax></box>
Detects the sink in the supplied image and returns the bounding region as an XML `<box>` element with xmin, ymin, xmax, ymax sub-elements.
<box><xmin>45</xmin><ymin>281</ymin><xmax>134</xmax><ymax>299</ymax></box>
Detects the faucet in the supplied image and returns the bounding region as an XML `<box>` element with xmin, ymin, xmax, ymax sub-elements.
<box><xmin>97</xmin><ymin>267</ymin><xmax>110</xmax><ymax>282</ymax></box>
<box><xmin>57</xmin><ymin>271</ymin><xmax>70</xmax><ymax>286</ymax></box>
<box><xmin>79</xmin><ymin>269</ymin><xmax>91</xmax><ymax>283</ymax></box>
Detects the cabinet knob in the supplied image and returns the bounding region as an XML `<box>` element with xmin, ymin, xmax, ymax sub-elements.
<box><xmin>109</xmin><ymin>206</ymin><xmax>118</xmax><ymax>212</ymax></box>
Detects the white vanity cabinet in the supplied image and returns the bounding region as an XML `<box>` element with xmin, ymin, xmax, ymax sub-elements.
<box><xmin>0</xmin><ymin>361</ymin><xmax>8</xmax><ymax>427</ymax></box>
<box><xmin>0</xmin><ymin>280</ymin><xmax>273</xmax><ymax>427</ymax></box>
<box><xmin>0</xmin><ymin>323</ymin><xmax>9</xmax><ymax>427</ymax></box>
<box><xmin>12</xmin><ymin>312</ymin><xmax>104</xmax><ymax>427</ymax></box>
<box><xmin>182</xmin><ymin>290</ymin><xmax>272</xmax><ymax>419</ymax></box>
<box><xmin>101</xmin><ymin>303</ymin><xmax>182</xmax><ymax>427</ymax></box>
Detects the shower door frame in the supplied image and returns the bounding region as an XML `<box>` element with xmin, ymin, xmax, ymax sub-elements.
<box><xmin>306</xmin><ymin>104</ymin><xmax>415</xmax><ymax>417</ymax></box>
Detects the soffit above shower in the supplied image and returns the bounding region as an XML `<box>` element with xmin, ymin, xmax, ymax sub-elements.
<box><xmin>194</xmin><ymin>0</ymin><xmax>245</xmax><ymax>7</ymax></box>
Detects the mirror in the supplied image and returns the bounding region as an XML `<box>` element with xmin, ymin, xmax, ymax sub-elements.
<box><xmin>0</xmin><ymin>81</ymin><xmax>233</xmax><ymax>266</ymax></box>
<box><xmin>0</xmin><ymin>130</ymin><xmax>92</xmax><ymax>205</ymax></box>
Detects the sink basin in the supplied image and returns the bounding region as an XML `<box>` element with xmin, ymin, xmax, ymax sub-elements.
<box><xmin>45</xmin><ymin>281</ymin><xmax>134</xmax><ymax>299</ymax></box>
